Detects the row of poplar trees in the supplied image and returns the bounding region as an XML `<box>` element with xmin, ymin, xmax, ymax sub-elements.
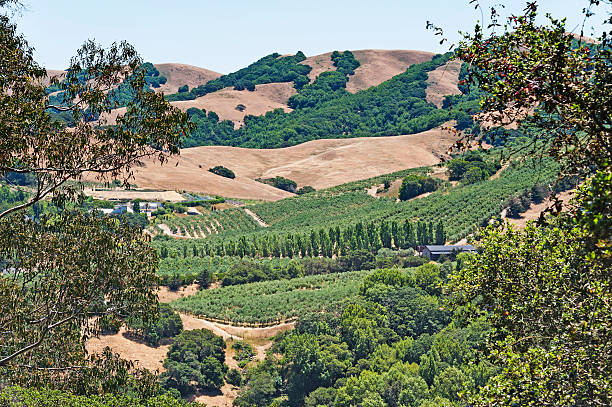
<box><xmin>163</xmin><ymin>220</ymin><xmax>446</xmax><ymax>259</ymax></box>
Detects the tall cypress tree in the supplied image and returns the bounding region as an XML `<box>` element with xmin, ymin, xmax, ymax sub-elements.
<box><xmin>309</xmin><ymin>231</ymin><xmax>319</xmax><ymax>257</ymax></box>
<box><xmin>380</xmin><ymin>221</ymin><xmax>392</xmax><ymax>248</ymax></box>
<box><xmin>404</xmin><ymin>220</ymin><xmax>417</xmax><ymax>249</ymax></box>
<box><xmin>391</xmin><ymin>220</ymin><xmax>402</xmax><ymax>248</ymax></box>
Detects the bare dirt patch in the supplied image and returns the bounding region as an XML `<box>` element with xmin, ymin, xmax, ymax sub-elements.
<box><xmin>157</xmin><ymin>284</ymin><xmax>200</xmax><ymax>303</ymax></box>
<box><xmin>86</xmin><ymin>328</ymin><xmax>169</xmax><ymax>373</ymax></box>
<box><xmin>378</xmin><ymin>179</ymin><xmax>403</xmax><ymax>199</ymax></box>
<box><xmin>88</xmin><ymin>310</ymin><xmax>293</xmax><ymax>406</ymax></box>
<box><xmin>191</xmin><ymin>383</ymin><xmax>238</xmax><ymax>407</ymax></box>
<box><xmin>178</xmin><ymin>313</ymin><xmax>295</xmax><ymax>341</ymax></box>
<box><xmin>83</xmin><ymin>188</ymin><xmax>185</xmax><ymax>202</ymax></box>
<box><xmin>507</xmin><ymin>190</ymin><xmax>575</xmax><ymax>229</ymax></box>
<box><xmin>243</xmin><ymin>208</ymin><xmax>269</xmax><ymax>227</ymax></box>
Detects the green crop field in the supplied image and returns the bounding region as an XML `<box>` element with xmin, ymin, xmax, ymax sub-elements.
<box><xmin>156</xmin><ymin>207</ymin><xmax>260</xmax><ymax>238</ymax></box>
<box><xmin>152</xmin><ymin>156</ymin><xmax>560</xmax><ymax>261</ymax></box>
<box><xmin>170</xmin><ymin>270</ymin><xmax>373</xmax><ymax>324</ymax></box>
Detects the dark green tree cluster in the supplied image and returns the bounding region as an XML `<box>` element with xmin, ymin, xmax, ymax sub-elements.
<box><xmin>446</xmin><ymin>151</ymin><xmax>501</xmax><ymax>184</ymax></box>
<box><xmin>256</xmin><ymin>176</ymin><xmax>297</xmax><ymax>193</ymax></box>
<box><xmin>208</xmin><ymin>165</ymin><xmax>235</xmax><ymax>179</ymax></box>
<box><xmin>1</xmin><ymin>171</ymin><xmax>36</xmax><ymax>186</ymax></box>
<box><xmin>296</xmin><ymin>185</ymin><xmax>316</xmax><ymax>195</ymax></box>
<box><xmin>181</xmin><ymin>108</ymin><xmax>236</xmax><ymax>147</ymax></box>
<box><xmin>287</xmin><ymin>71</ymin><xmax>349</xmax><ymax>109</ymax></box>
<box><xmin>232</xmin><ymin>341</ymin><xmax>255</xmax><ymax>368</ymax></box>
<box><xmin>233</xmin><ymin>263</ymin><xmax>493</xmax><ymax>407</ymax></box>
<box><xmin>331</xmin><ymin>50</ymin><xmax>361</xmax><ymax>75</ymax></box>
<box><xmin>183</xmin><ymin>53</ymin><xmax>472</xmax><ymax>148</ymax></box>
<box><xmin>399</xmin><ymin>175</ymin><xmax>441</xmax><ymax>201</ymax></box>
<box><xmin>110</xmin><ymin>211</ymin><xmax>149</xmax><ymax>230</ymax></box>
<box><xmin>166</xmin><ymin>52</ymin><xmax>311</xmax><ymax>101</ymax></box>
<box><xmin>159</xmin><ymin>219</ymin><xmax>446</xmax><ymax>261</ymax></box>
<box><xmin>161</xmin><ymin>329</ymin><xmax>228</xmax><ymax>395</ymax></box>
<box><xmin>286</xmin><ymin>50</ymin><xmax>359</xmax><ymax>110</ymax></box>
<box><xmin>126</xmin><ymin>303</ymin><xmax>183</xmax><ymax>347</ymax></box>
<box><xmin>141</xmin><ymin>62</ymin><xmax>167</xmax><ymax>88</ymax></box>
<box><xmin>0</xmin><ymin>386</ymin><xmax>195</xmax><ymax>407</ymax></box>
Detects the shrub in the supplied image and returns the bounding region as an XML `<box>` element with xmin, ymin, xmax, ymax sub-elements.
<box><xmin>167</xmin><ymin>274</ymin><xmax>182</xmax><ymax>291</ymax></box>
<box><xmin>399</xmin><ymin>175</ymin><xmax>440</xmax><ymax>201</ymax></box>
<box><xmin>462</xmin><ymin>167</ymin><xmax>486</xmax><ymax>184</ymax></box>
<box><xmin>161</xmin><ymin>329</ymin><xmax>227</xmax><ymax>395</ymax></box>
<box><xmin>209</xmin><ymin>165</ymin><xmax>236</xmax><ymax>179</ymax></box>
<box><xmin>257</xmin><ymin>176</ymin><xmax>297</xmax><ymax>193</ymax></box>
<box><xmin>198</xmin><ymin>267</ymin><xmax>213</xmax><ymax>289</ymax></box>
<box><xmin>99</xmin><ymin>315</ymin><xmax>122</xmax><ymax>334</ymax></box>
<box><xmin>296</xmin><ymin>186</ymin><xmax>315</xmax><ymax>195</ymax></box>
<box><xmin>177</xmin><ymin>84</ymin><xmax>189</xmax><ymax>93</ymax></box>
<box><xmin>227</xmin><ymin>369</ymin><xmax>242</xmax><ymax>386</ymax></box>
<box><xmin>126</xmin><ymin>303</ymin><xmax>183</xmax><ymax>346</ymax></box>
<box><xmin>232</xmin><ymin>341</ymin><xmax>255</xmax><ymax>364</ymax></box>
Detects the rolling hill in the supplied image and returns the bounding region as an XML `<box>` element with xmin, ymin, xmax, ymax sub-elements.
<box><xmin>92</xmin><ymin>49</ymin><xmax>460</xmax><ymax>129</ymax></box>
<box><xmin>71</xmin><ymin>49</ymin><xmax>465</xmax><ymax>200</ymax></box>
<box><xmin>128</xmin><ymin>124</ymin><xmax>457</xmax><ymax>200</ymax></box>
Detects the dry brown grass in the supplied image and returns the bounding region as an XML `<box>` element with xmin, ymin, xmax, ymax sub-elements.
<box><xmin>154</xmin><ymin>63</ymin><xmax>221</xmax><ymax>94</ymax></box>
<box><xmin>302</xmin><ymin>52</ymin><xmax>337</xmax><ymax>81</ymax></box>
<box><xmin>347</xmin><ymin>50</ymin><xmax>435</xmax><ymax>93</ymax></box>
<box><xmin>170</xmin><ymin>82</ymin><xmax>295</xmax><ymax>127</ymax></box>
<box><xmin>507</xmin><ymin>190</ymin><xmax>574</xmax><ymax>229</ymax></box>
<box><xmin>302</xmin><ymin>49</ymin><xmax>436</xmax><ymax>94</ymax></box>
<box><xmin>158</xmin><ymin>284</ymin><xmax>200</xmax><ymax>303</ymax></box>
<box><xmin>128</xmin><ymin>125</ymin><xmax>458</xmax><ymax>200</ymax></box>
<box><xmin>426</xmin><ymin>60</ymin><xmax>462</xmax><ymax>108</ymax></box>
<box><xmin>86</xmin><ymin>328</ymin><xmax>169</xmax><ymax>373</ymax></box>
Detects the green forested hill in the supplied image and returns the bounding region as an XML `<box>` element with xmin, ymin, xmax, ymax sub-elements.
<box><xmin>166</xmin><ymin>52</ymin><xmax>312</xmax><ymax>101</ymax></box>
<box><xmin>181</xmin><ymin>53</ymin><xmax>475</xmax><ymax>148</ymax></box>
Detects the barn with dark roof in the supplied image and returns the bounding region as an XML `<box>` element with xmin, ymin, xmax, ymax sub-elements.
<box><xmin>420</xmin><ymin>245</ymin><xmax>477</xmax><ymax>260</ymax></box>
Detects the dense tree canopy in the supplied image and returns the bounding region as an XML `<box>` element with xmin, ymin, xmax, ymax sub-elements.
<box><xmin>166</xmin><ymin>52</ymin><xmax>311</xmax><ymax>101</ymax></box>
<box><xmin>182</xmin><ymin>53</ymin><xmax>471</xmax><ymax>148</ymax></box>
<box><xmin>161</xmin><ymin>329</ymin><xmax>227</xmax><ymax>395</ymax></box>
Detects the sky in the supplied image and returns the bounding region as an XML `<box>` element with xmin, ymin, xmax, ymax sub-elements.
<box><xmin>9</xmin><ymin>0</ymin><xmax>606</xmax><ymax>73</ymax></box>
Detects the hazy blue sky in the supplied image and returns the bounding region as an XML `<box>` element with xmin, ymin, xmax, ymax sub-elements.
<box><xmin>11</xmin><ymin>0</ymin><xmax>604</xmax><ymax>73</ymax></box>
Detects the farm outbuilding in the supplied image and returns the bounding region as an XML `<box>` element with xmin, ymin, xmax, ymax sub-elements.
<box><xmin>419</xmin><ymin>245</ymin><xmax>477</xmax><ymax>260</ymax></box>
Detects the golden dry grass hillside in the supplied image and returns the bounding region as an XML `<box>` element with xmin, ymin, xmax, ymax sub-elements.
<box><xmin>129</xmin><ymin>124</ymin><xmax>457</xmax><ymax>200</ymax></box>
<box><xmin>347</xmin><ymin>49</ymin><xmax>435</xmax><ymax>92</ymax></box>
<box><xmin>170</xmin><ymin>82</ymin><xmax>296</xmax><ymax>127</ymax></box>
<box><xmin>65</xmin><ymin>50</ymin><xmax>466</xmax><ymax>201</ymax></box>
<box><xmin>154</xmin><ymin>63</ymin><xmax>222</xmax><ymax>94</ymax></box>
